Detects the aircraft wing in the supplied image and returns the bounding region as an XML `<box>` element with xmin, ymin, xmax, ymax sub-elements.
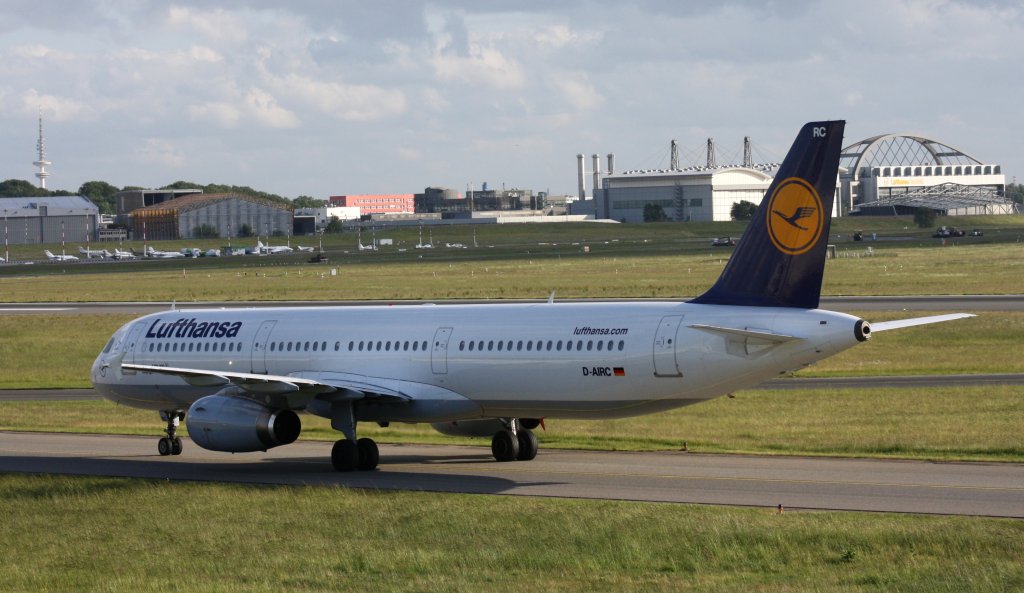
<box><xmin>121</xmin><ymin>363</ymin><xmax>412</xmax><ymax>404</ymax></box>
<box><xmin>869</xmin><ymin>313</ymin><xmax>975</xmax><ymax>332</ymax></box>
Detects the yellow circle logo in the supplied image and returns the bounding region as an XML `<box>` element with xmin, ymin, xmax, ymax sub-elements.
<box><xmin>765</xmin><ymin>177</ymin><xmax>824</xmax><ymax>255</ymax></box>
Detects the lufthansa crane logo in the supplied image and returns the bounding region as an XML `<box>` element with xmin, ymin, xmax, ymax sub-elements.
<box><xmin>765</xmin><ymin>177</ymin><xmax>824</xmax><ymax>255</ymax></box>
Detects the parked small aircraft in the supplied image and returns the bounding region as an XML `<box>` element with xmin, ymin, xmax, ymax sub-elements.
<box><xmin>44</xmin><ymin>250</ymin><xmax>79</xmax><ymax>262</ymax></box>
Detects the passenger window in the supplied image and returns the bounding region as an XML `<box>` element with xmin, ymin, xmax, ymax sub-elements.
<box><xmin>422</xmin><ymin>341</ymin><xmax>428</xmax><ymax>351</ymax></box>
<box><xmin>517</xmin><ymin>341</ymin><xmax>523</xmax><ymax>351</ymax></box>
<box><xmin>497</xmin><ymin>341</ymin><xmax>504</xmax><ymax>351</ymax></box>
<box><xmin>348</xmin><ymin>341</ymin><xmax>354</xmax><ymax>351</ymax></box>
<box><xmin>335</xmin><ymin>341</ymin><xmax>340</xmax><ymax>351</ymax></box>
<box><xmin>313</xmin><ymin>342</ymin><xmax>319</xmax><ymax>352</ymax></box>
<box><xmin>404</xmin><ymin>341</ymin><xmax>410</xmax><ymax>351</ymax></box>
<box><xmin>270</xmin><ymin>343</ymin><xmax>276</xmax><ymax>352</ymax></box>
<box><xmin>460</xmin><ymin>341</ymin><xmax>465</xmax><ymax>351</ymax></box>
<box><xmin>557</xmin><ymin>340</ymin><xmax>563</xmax><ymax>351</ymax></box>
<box><xmin>412</xmin><ymin>341</ymin><xmax>418</xmax><ymax>352</ymax></box>
<box><xmin>377</xmin><ymin>341</ymin><xmax>383</xmax><ymax>351</ymax></box>
<box><xmin>322</xmin><ymin>341</ymin><xmax>327</xmax><ymax>351</ymax></box>
<box><xmin>597</xmin><ymin>341</ymin><xmax>603</xmax><ymax>351</ymax></box>
<box><xmin>488</xmin><ymin>340</ymin><xmax>494</xmax><ymax>351</ymax></box>
<box><xmin>618</xmin><ymin>340</ymin><xmax>625</xmax><ymax>351</ymax></box>
<box><xmin>304</xmin><ymin>341</ymin><xmax>310</xmax><ymax>351</ymax></box>
<box><xmin>587</xmin><ymin>340</ymin><xmax>593</xmax><ymax>351</ymax></box>
<box><xmin>566</xmin><ymin>341</ymin><xmax>573</xmax><ymax>351</ymax></box>
<box><xmin>577</xmin><ymin>340</ymin><xmax>583</xmax><ymax>350</ymax></box>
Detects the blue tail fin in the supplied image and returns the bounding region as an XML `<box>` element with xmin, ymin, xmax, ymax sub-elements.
<box><xmin>691</xmin><ymin>120</ymin><xmax>845</xmax><ymax>309</ymax></box>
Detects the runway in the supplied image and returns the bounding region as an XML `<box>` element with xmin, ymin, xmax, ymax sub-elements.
<box><xmin>1</xmin><ymin>431</ymin><xmax>1021</xmax><ymax>518</ymax></box>
<box><xmin>1</xmin><ymin>294</ymin><xmax>1023</xmax><ymax>315</ymax></box>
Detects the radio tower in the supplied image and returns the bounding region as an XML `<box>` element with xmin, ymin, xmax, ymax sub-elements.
<box><xmin>33</xmin><ymin>109</ymin><xmax>51</xmax><ymax>189</ymax></box>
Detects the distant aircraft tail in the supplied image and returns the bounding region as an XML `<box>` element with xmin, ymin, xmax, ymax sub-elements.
<box><xmin>691</xmin><ymin>120</ymin><xmax>845</xmax><ymax>309</ymax></box>
<box><xmin>44</xmin><ymin>250</ymin><xmax>54</xmax><ymax>258</ymax></box>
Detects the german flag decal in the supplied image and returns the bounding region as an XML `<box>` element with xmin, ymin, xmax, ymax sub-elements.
<box><xmin>613</xmin><ymin>367</ymin><xmax>625</xmax><ymax>377</ymax></box>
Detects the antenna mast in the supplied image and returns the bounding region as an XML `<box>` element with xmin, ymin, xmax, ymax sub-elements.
<box><xmin>33</xmin><ymin>109</ymin><xmax>51</xmax><ymax>189</ymax></box>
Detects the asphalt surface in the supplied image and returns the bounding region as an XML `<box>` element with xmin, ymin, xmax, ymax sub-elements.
<box><xmin>1</xmin><ymin>294</ymin><xmax>1022</xmax><ymax>315</ymax></box>
<box><xmin>1</xmin><ymin>431</ymin><xmax>1020</xmax><ymax>517</ymax></box>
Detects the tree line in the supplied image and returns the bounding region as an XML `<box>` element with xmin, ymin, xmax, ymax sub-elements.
<box><xmin>0</xmin><ymin>178</ymin><xmax>328</xmax><ymax>215</ymax></box>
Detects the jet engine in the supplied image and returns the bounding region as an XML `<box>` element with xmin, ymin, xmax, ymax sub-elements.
<box><xmin>186</xmin><ymin>394</ymin><xmax>301</xmax><ymax>452</ymax></box>
<box><xmin>431</xmin><ymin>418</ymin><xmax>542</xmax><ymax>437</ymax></box>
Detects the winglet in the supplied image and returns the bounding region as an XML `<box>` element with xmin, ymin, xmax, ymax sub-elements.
<box><xmin>691</xmin><ymin>121</ymin><xmax>845</xmax><ymax>309</ymax></box>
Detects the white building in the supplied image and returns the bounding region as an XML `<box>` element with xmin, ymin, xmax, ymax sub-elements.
<box><xmin>593</xmin><ymin>166</ymin><xmax>783</xmax><ymax>222</ymax></box>
<box><xmin>294</xmin><ymin>206</ymin><xmax>361</xmax><ymax>230</ymax></box>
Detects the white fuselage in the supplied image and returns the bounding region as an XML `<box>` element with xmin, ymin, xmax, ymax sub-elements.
<box><xmin>92</xmin><ymin>302</ymin><xmax>864</xmax><ymax>423</ymax></box>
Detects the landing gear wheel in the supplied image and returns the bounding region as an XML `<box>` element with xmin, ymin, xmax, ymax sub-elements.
<box><xmin>171</xmin><ymin>437</ymin><xmax>183</xmax><ymax>456</ymax></box>
<box><xmin>516</xmin><ymin>429</ymin><xmax>538</xmax><ymax>461</ymax></box>
<box><xmin>157</xmin><ymin>437</ymin><xmax>172</xmax><ymax>456</ymax></box>
<box><xmin>332</xmin><ymin>439</ymin><xmax>359</xmax><ymax>472</ymax></box>
<box><xmin>356</xmin><ymin>438</ymin><xmax>379</xmax><ymax>471</ymax></box>
<box><xmin>491</xmin><ymin>430</ymin><xmax>520</xmax><ymax>462</ymax></box>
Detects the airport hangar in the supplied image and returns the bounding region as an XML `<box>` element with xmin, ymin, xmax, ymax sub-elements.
<box><xmin>0</xmin><ymin>196</ymin><xmax>99</xmax><ymax>244</ymax></box>
<box><xmin>578</xmin><ymin>133</ymin><xmax>1010</xmax><ymax>222</ymax></box>
<box><xmin>129</xmin><ymin>192</ymin><xmax>292</xmax><ymax>240</ymax></box>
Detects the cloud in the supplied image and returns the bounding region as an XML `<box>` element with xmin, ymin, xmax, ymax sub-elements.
<box><xmin>430</xmin><ymin>44</ymin><xmax>526</xmax><ymax>89</ymax></box>
<box><xmin>20</xmin><ymin>90</ymin><xmax>89</xmax><ymax>122</ymax></box>
<box><xmin>272</xmin><ymin>74</ymin><xmax>406</xmax><ymax>121</ymax></box>
<box><xmin>551</xmin><ymin>77</ymin><xmax>604</xmax><ymax>112</ymax></box>
<box><xmin>244</xmin><ymin>87</ymin><xmax>300</xmax><ymax>128</ymax></box>
<box><xmin>167</xmin><ymin>6</ymin><xmax>248</xmax><ymax>45</ymax></box>
<box><xmin>138</xmin><ymin>138</ymin><xmax>185</xmax><ymax>168</ymax></box>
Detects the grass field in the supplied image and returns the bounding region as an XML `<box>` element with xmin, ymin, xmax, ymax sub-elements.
<box><xmin>2</xmin><ymin>216</ymin><xmax>1024</xmax><ymax>301</ymax></box>
<box><xmin>5</xmin><ymin>384</ymin><xmax>1021</xmax><ymax>462</ymax></box>
<box><xmin>2</xmin><ymin>474</ymin><xmax>1021</xmax><ymax>593</ymax></box>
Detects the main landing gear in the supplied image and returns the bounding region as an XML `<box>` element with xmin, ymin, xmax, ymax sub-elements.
<box><xmin>491</xmin><ymin>418</ymin><xmax>539</xmax><ymax>462</ymax></box>
<box><xmin>158</xmin><ymin>410</ymin><xmax>185</xmax><ymax>456</ymax></box>
<box><xmin>330</xmin><ymin>402</ymin><xmax>378</xmax><ymax>472</ymax></box>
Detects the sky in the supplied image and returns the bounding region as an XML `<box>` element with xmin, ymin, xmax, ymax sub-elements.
<box><xmin>0</xmin><ymin>0</ymin><xmax>1021</xmax><ymax>199</ymax></box>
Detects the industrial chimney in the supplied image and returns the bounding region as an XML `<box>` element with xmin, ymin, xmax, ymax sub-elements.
<box><xmin>576</xmin><ymin>154</ymin><xmax>586</xmax><ymax>200</ymax></box>
<box><xmin>592</xmin><ymin>154</ymin><xmax>601</xmax><ymax>196</ymax></box>
<box><xmin>607</xmin><ymin>153</ymin><xmax>615</xmax><ymax>175</ymax></box>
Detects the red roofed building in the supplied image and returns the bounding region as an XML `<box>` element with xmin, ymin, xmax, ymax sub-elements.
<box><xmin>329</xmin><ymin>194</ymin><xmax>415</xmax><ymax>215</ymax></box>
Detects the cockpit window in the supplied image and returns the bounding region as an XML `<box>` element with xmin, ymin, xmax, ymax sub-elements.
<box><xmin>102</xmin><ymin>337</ymin><xmax>116</xmax><ymax>354</ymax></box>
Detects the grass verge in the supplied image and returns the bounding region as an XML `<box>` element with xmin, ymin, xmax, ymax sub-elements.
<box><xmin>4</xmin><ymin>385</ymin><xmax>1022</xmax><ymax>462</ymax></box>
<box><xmin>1</xmin><ymin>474</ymin><xmax>1022</xmax><ymax>593</ymax></box>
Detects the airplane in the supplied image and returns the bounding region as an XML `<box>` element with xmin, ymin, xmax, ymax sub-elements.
<box><xmin>91</xmin><ymin>121</ymin><xmax>972</xmax><ymax>472</ymax></box>
<box><xmin>145</xmin><ymin>246</ymin><xmax>186</xmax><ymax>259</ymax></box>
<box><xmin>296</xmin><ymin>245</ymin><xmax>315</xmax><ymax>252</ymax></box>
<box><xmin>44</xmin><ymin>249</ymin><xmax>79</xmax><ymax>262</ymax></box>
<box><xmin>112</xmin><ymin>248</ymin><xmax>137</xmax><ymax>260</ymax></box>
<box><xmin>256</xmin><ymin>240</ymin><xmax>293</xmax><ymax>254</ymax></box>
<box><xmin>79</xmin><ymin>246</ymin><xmax>113</xmax><ymax>259</ymax></box>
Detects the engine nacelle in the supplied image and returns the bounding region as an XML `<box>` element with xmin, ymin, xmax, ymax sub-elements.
<box><xmin>186</xmin><ymin>395</ymin><xmax>301</xmax><ymax>452</ymax></box>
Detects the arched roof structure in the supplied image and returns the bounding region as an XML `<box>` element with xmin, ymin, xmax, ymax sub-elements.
<box><xmin>840</xmin><ymin>134</ymin><xmax>984</xmax><ymax>178</ymax></box>
<box><xmin>839</xmin><ymin>134</ymin><xmax>1009</xmax><ymax>213</ymax></box>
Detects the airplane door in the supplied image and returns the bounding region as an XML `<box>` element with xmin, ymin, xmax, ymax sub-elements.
<box><xmin>124</xmin><ymin>322</ymin><xmax>148</xmax><ymax>365</ymax></box>
<box><xmin>251</xmin><ymin>320</ymin><xmax>277</xmax><ymax>374</ymax></box>
<box><xmin>431</xmin><ymin>327</ymin><xmax>453</xmax><ymax>374</ymax></box>
<box><xmin>653</xmin><ymin>315</ymin><xmax>683</xmax><ymax>377</ymax></box>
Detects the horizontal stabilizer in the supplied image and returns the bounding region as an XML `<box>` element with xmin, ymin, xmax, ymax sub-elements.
<box><xmin>689</xmin><ymin>324</ymin><xmax>803</xmax><ymax>343</ymax></box>
<box><xmin>870</xmin><ymin>313</ymin><xmax>975</xmax><ymax>332</ymax></box>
